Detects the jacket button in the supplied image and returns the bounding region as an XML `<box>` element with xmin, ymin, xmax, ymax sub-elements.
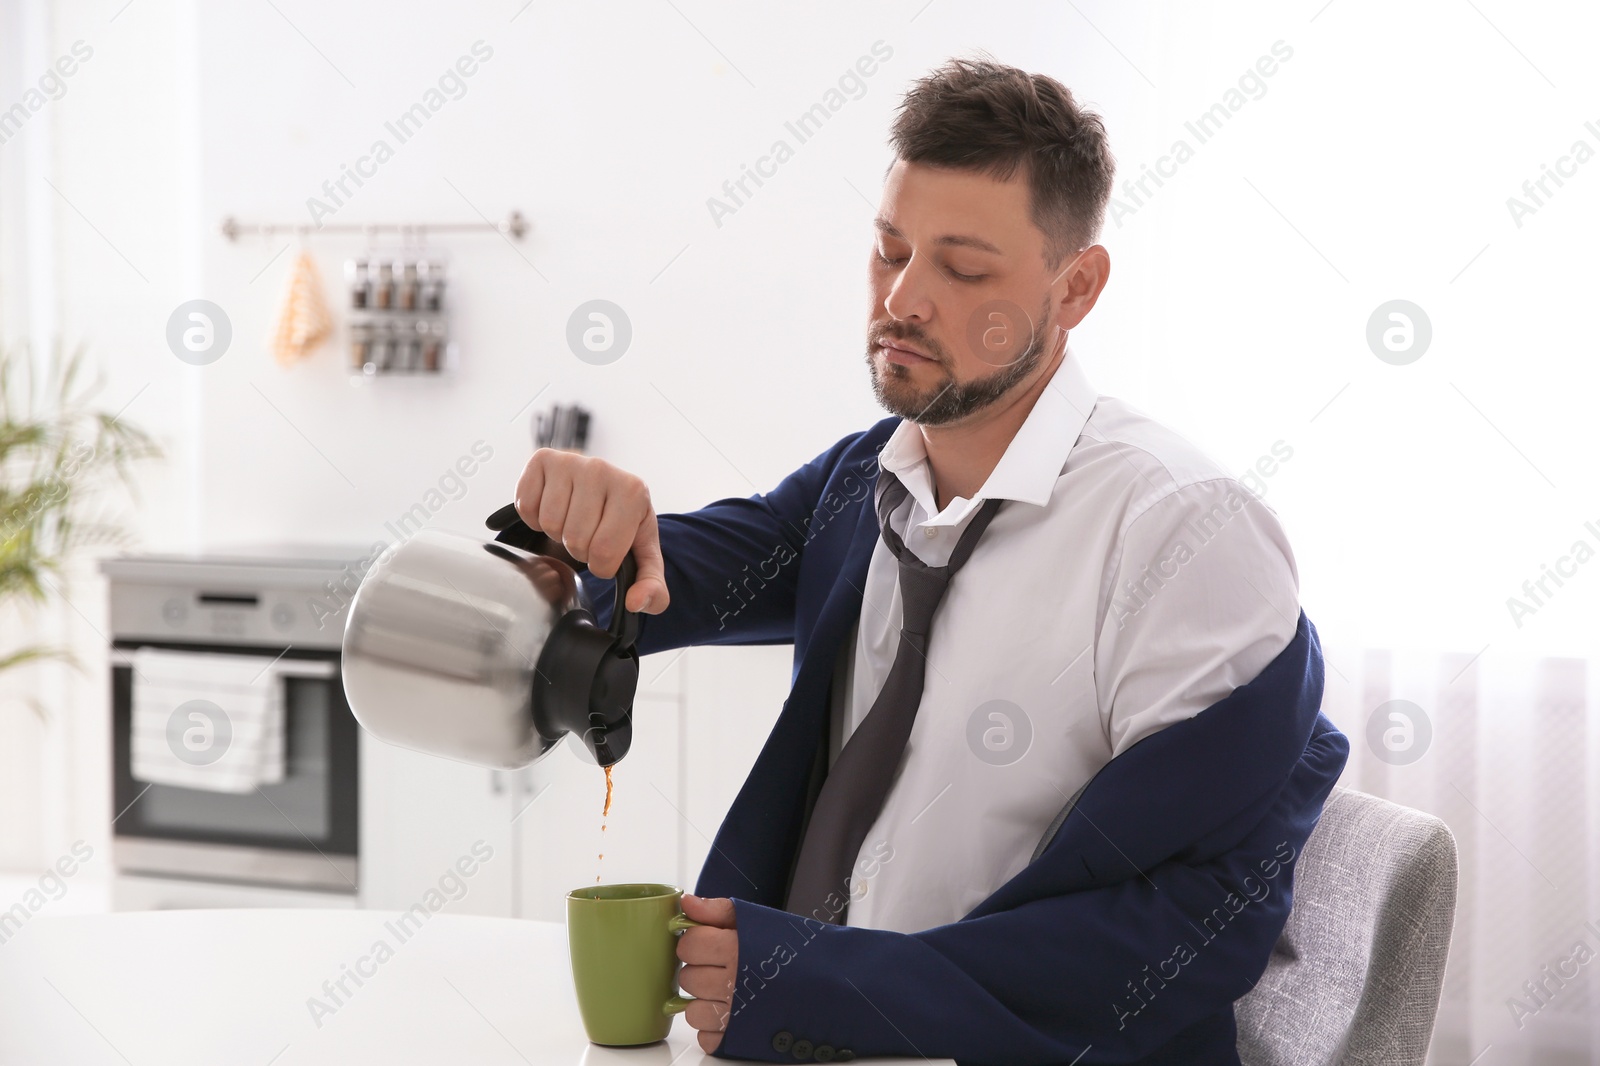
<box><xmin>836</xmin><ymin>1052</ymin><xmax>854</xmax><ymax>1062</ymax></box>
<box><xmin>792</xmin><ymin>1039</ymin><xmax>814</xmax><ymax>1059</ymax></box>
<box><xmin>772</xmin><ymin>1032</ymin><xmax>794</xmax><ymax>1053</ymax></box>
<box><xmin>814</xmin><ymin>1045</ymin><xmax>836</xmax><ymax>1062</ymax></box>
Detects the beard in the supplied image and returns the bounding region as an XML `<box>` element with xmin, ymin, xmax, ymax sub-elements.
<box><xmin>866</xmin><ymin>292</ymin><xmax>1055</xmax><ymax>426</ymax></box>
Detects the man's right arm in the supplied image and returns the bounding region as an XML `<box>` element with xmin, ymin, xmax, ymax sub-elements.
<box><xmin>509</xmin><ymin>426</ymin><xmax>882</xmax><ymax>656</ymax></box>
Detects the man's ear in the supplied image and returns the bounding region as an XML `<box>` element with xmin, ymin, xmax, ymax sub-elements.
<box><xmin>1056</xmin><ymin>244</ymin><xmax>1111</xmax><ymax>331</ymax></box>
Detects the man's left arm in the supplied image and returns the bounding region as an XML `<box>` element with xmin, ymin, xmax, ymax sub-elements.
<box><xmin>1093</xmin><ymin>476</ymin><xmax>1301</xmax><ymax>757</ymax></box>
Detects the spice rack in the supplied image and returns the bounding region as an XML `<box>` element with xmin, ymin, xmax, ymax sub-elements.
<box><xmin>216</xmin><ymin>212</ymin><xmax>530</xmax><ymax>383</ymax></box>
<box><xmin>346</xmin><ymin>256</ymin><xmax>450</xmax><ymax>376</ymax></box>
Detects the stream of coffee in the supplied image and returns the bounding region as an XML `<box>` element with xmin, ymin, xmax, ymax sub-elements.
<box><xmin>595</xmin><ymin>764</ymin><xmax>614</xmax><ymax>883</ymax></box>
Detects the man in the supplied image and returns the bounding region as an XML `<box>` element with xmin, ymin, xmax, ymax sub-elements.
<box><xmin>506</xmin><ymin>57</ymin><xmax>1346</xmax><ymax>1065</ymax></box>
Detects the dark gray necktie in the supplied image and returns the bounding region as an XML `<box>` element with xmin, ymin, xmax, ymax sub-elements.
<box><xmin>785</xmin><ymin>471</ymin><xmax>1004</xmax><ymax>924</ymax></box>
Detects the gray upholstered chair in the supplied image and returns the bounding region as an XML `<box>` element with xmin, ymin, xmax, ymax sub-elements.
<box><xmin>1234</xmin><ymin>786</ymin><xmax>1459</xmax><ymax>1066</ymax></box>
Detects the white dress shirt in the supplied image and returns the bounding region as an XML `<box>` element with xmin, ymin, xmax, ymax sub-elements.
<box><xmin>830</xmin><ymin>344</ymin><xmax>1300</xmax><ymax>933</ymax></box>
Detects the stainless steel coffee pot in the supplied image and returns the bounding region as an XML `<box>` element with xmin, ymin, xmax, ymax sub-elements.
<box><xmin>340</xmin><ymin>504</ymin><xmax>640</xmax><ymax>769</ymax></box>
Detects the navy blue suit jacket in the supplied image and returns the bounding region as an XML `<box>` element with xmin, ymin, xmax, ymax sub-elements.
<box><xmin>592</xmin><ymin>417</ymin><xmax>1350</xmax><ymax>1066</ymax></box>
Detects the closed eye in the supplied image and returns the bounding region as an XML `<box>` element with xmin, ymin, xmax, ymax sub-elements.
<box><xmin>876</xmin><ymin>251</ymin><xmax>984</xmax><ymax>282</ymax></box>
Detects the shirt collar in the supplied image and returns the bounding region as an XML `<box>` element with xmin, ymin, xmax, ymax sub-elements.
<box><xmin>877</xmin><ymin>342</ymin><xmax>1099</xmax><ymax>526</ymax></box>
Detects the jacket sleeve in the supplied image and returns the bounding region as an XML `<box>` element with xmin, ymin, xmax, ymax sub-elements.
<box><xmin>714</xmin><ymin>724</ymin><xmax>1349</xmax><ymax>1066</ymax></box>
<box><xmin>586</xmin><ymin>426</ymin><xmax>880</xmax><ymax>655</ymax></box>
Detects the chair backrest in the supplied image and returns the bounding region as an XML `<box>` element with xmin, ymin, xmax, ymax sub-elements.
<box><xmin>1235</xmin><ymin>786</ymin><xmax>1458</xmax><ymax>1066</ymax></box>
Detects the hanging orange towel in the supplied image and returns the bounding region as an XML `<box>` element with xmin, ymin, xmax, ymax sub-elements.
<box><xmin>269</xmin><ymin>250</ymin><xmax>334</xmax><ymax>365</ymax></box>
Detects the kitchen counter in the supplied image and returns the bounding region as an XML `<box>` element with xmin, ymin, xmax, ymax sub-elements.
<box><xmin>0</xmin><ymin>908</ymin><xmax>944</xmax><ymax>1066</ymax></box>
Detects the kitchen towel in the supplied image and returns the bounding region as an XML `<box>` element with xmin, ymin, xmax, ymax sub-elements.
<box><xmin>268</xmin><ymin>249</ymin><xmax>333</xmax><ymax>366</ymax></box>
<box><xmin>130</xmin><ymin>648</ymin><xmax>287</xmax><ymax>793</ymax></box>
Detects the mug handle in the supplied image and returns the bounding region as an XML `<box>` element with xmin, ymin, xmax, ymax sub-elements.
<box><xmin>663</xmin><ymin>912</ymin><xmax>704</xmax><ymax>1016</ymax></box>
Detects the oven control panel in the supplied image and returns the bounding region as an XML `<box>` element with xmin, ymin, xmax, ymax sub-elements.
<box><xmin>99</xmin><ymin>547</ymin><xmax>383</xmax><ymax>652</ymax></box>
<box><xmin>110</xmin><ymin>581</ymin><xmax>345</xmax><ymax>650</ymax></box>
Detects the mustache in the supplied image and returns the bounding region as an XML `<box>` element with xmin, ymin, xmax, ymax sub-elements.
<box><xmin>870</xmin><ymin>326</ymin><xmax>947</xmax><ymax>366</ymax></box>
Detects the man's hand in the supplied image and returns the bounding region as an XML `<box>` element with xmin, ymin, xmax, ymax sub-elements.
<box><xmin>513</xmin><ymin>449</ymin><xmax>668</xmax><ymax>613</ymax></box>
<box><xmin>677</xmin><ymin>894</ymin><xmax>738</xmax><ymax>1053</ymax></box>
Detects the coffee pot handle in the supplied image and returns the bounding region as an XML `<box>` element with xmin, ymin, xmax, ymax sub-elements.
<box><xmin>485</xmin><ymin>502</ymin><xmax>641</xmax><ymax>652</ymax></box>
<box><xmin>607</xmin><ymin>553</ymin><xmax>640</xmax><ymax>650</ymax></box>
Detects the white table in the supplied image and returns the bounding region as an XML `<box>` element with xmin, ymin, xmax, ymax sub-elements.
<box><xmin>0</xmin><ymin>909</ymin><xmax>942</xmax><ymax>1066</ymax></box>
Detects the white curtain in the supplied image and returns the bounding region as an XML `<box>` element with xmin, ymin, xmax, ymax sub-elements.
<box><xmin>1319</xmin><ymin>642</ymin><xmax>1600</xmax><ymax>1065</ymax></box>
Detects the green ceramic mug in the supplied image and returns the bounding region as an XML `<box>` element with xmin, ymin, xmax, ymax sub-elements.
<box><xmin>567</xmin><ymin>883</ymin><xmax>703</xmax><ymax>1046</ymax></box>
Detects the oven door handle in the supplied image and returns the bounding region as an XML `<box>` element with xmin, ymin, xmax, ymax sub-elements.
<box><xmin>269</xmin><ymin>659</ymin><xmax>338</xmax><ymax>679</ymax></box>
<box><xmin>109</xmin><ymin>650</ymin><xmax>337</xmax><ymax>679</ymax></box>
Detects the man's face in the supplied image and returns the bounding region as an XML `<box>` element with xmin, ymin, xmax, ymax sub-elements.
<box><xmin>866</xmin><ymin>160</ymin><xmax>1066</xmax><ymax>426</ymax></box>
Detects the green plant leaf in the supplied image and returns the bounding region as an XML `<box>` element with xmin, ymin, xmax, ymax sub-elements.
<box><xmin>0</xmin><ymin>345</ymin><xmax>162</xmax><ymax>679</ymax></box>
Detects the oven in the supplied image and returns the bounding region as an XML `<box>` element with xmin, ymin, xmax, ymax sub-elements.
<box><xmin>101</xmin><ymin>546</ymin><xmax>371</xmax><ymax>892</ymax></box>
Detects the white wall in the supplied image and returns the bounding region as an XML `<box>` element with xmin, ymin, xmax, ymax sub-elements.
<box><xmin>13</xmin><ymin>0</ymin><xmax>1163</xmax><ymax>868</ymax></box>
<box><xmin>13</xmin><ymin>0</ymin><xmax>1597</xmax><ymax>863</ymax></box>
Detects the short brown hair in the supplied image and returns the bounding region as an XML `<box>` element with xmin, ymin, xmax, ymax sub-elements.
<box><xmin>887</xmin><ymin>55</ymin><xmax>1116</xmax><ymax>270</ymax></box>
